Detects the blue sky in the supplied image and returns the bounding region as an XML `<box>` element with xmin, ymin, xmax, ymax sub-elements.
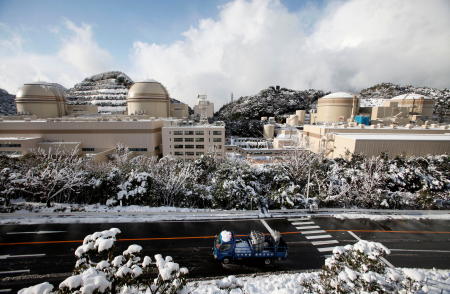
<box><xmin>0</xmin><ymin>0</ymin><xmax>322</xmax><ymax>67</ymax></box>
<box><xmin>0</xmin><ymin>0</ymin><xmax>448</xmax><ymax>107</ymax></box>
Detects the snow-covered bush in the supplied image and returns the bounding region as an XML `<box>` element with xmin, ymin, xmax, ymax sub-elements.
<box><xmin>20</xmin><ymin>228</ymin><xmax>189</xmax><ymax>294</ymax></box>
<box><xmin>303</xmin><ymin>240</ymin><xmax>425</xmax><ymax>294</ymax></box>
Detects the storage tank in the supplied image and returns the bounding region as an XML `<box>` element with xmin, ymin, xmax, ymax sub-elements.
<box><xmin>127</xmin><ymin>80</ymin><xmax>170</xmax><ymax>117</ymax></box>
<box><xmin>263</xmin><ymin>124</ymin><xmax>275</xmax><ymax>139</ymax></box>
<box><xmin>16</xmin><ymin>82</ymin><xmax>67</xmax><ymax>118</ymax></box>
<box><xmin>286</xmin><ymin>114</ymin><xmax>298</xmax><ymax>126</ymax></box>
<box><xmin>391</xmin><ymin>93</ymin><xmax>433</xmax><ymax>118</ymax></box>
<box><xmin>296</xmin><ymin>110</ymin><xmax>305</xmax><ymax>124</ymax></box>
<box><xmin>316</xmin><ymin>92</ymin><xmax>357</xmax><ymax>123</ymax></box>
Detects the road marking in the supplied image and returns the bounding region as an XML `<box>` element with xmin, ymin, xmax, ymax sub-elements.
<box><xmin>390</xmin><ymin>249</ymin><xmax>450</xmax><ymax>253</ymax></box>
<box><xmin>288</xmin><ymin>217</ymin><xmax>310</xmax><ymax>221</ymax></box>
<box><xmin>0</xmin><ymin>289</ymin><xmax>12</xmax><ymax>293</ymax></box>
<box><xmin>327</xmin><ymin>229</ymin><xmax>450</xmax><ymax>234</ymax></box>
<box><xmin>301</xmin><ymin>230</ymin><xmax>327</xmax><ymax>235</ymax></box>
<box><xmin>318</xmin><ymin>247</ymin><xmax>336</xmax><ymax>252</ymax></box>
<box><xmin>260</xmin><ymin>219</ymin><xmax>278</xmax><ymax>239</ymax></box>
<box><xmin>312</xmin><ymin>240</ymin><xmax>339</xmax><ymax>246</ymax></box>
<box><xmin>291</xmin><ymin>221</ymin><xmax>315</xmax><ymax>225</ymax></box>
<box><xmin>296</xmin><ymin>225</ymin><xmax>320</xmax><ymax>230</ymax></box>
<box><xmin>0</xmin><ymin>269</ymin><xmax>30</xmax><ymax>275</ymax></box>
<box><xmin>305</xmin><ymin>234</ymin><xmax>332</xmax><ymax>240</ymax></box>
<box><xmin>347</xmin><ymin>231</ymin><xmax>394</xmax><ymax>268</ymax></box>
<box><xmin>6</xmin><ymin>230</ymin><xmax>66</xmax><ymax>235</ymax></box>
<box><xmin>0</xmin><ymin>254</ymin><xmax>45</xmax><ymax>259</ymax></box>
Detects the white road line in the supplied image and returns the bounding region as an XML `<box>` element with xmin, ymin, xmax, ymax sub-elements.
<box><xmin>288</xmin><ymin>217</ymin><xmax>310</xmax><ymax>221</ymax></box>
<box><xmin>0</xmin><ymin>269</ymin><xmax>30</xmax><ymax>274</ymax></box>
<box><xmin>0</xmin><ymin>289</ymin><xmax>12</xmax><ymax>293</ymax></box>
<box><xmin>347</xmin><ymin>231</ymin><xmax>394</xmax><ymax>268</ymax></box>
<box><xmin>301</xmin><ymin>230</ymin><xmax>327</xmax><ymax>235</ymax></box>
<box><xmin>318</xmin><ymin>247</ymin><xmax>336</xmax><ymax>252</ymax></box>
<box><xmin>0</xmin><ymin>254</ymin><xmax>46</xmax><ymax>260</ymax></box>
<box><xmin>296</xmin><ymin>225</ymin><xmax>320</xmax><ymax>230</ymax></box>
<box><xmin>6</xmin><ymin>230</ymin><xmax>66</xmax><ymax>235</ymax></box>
<box><xmin>390</xmin><ymin>249</ymin><xmax>450</xmax><ymax>253</ymax></box>
<box><xmin>305</xmin><ymin>234</ymin><xmax>332</xmax><ymax>240</ymax></box>
<box><xmin>291</xmin><ymin>221</ymin><xmax>315</xmax><ymax>225</ymax></box>
<box><xmin>312</xmin><ymin>240</ymin><xmax>339</xmax><ymax>246</ymax></box>
<box><xmin>260</xmin><ymin>219</ymin><xmax>276</xmax><ymax>238</ymax></box>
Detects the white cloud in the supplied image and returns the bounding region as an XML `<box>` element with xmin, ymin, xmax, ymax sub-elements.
<box><xmin>0</xmin><ymin>20</ymin><xmax>113</xmax><ymax>93</ymax></box>
<box><xmin>130</xmin><ymin>0</ymin><xmax>450</xmax><ymax>107</ymax></box>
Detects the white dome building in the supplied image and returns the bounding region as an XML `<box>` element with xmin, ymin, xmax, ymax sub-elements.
<box><xmin>127</xmin><ymin>80</ymin><xmax>170</xmax><ymax>117</ymax></box>
<box><xmin>316</xmin><ymin>92</ymin><xmax>358</xmax><ymax>123</ymax></box>
<box><xmin>16</xmin><ymin>82</ymin><xmax>67</xmax><ymax>118</ymax></box>
<box><xmin>391</xmin><ymin>93</ymin><xmax>433</xmax><ymax>117</ymax></box>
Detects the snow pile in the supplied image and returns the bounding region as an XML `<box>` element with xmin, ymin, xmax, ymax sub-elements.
<box><xmin>75</xmin><ymin>228</ymin><xmax>121</xmax><ymax>257</ymax></box>
<box><xmin>18</xmin><ymin>283</ymin><xmax>53</xmax><ymax>294</ymax></box>
<box><xmin>220</xmin><ymin>230</ymin><xmax>233</xmax><ymax>242</ymax></box>
<box><xmin>155</xmin><ymin>254</ymin><xmax>188</xmax><ymax>281</ymax></box>
<box><xmin>59</xmin><ymin>268</ymin><xmax>111</xmax><ymax>294</ymax></box>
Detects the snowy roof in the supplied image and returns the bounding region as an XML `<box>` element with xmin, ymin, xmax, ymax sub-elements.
<box><xmin>321</xmin><ymin>92</ymin><xmax>355</xmax><ymax>99</ymax></box>
<box><xmin>139</xmin><ymin>79</ymin><xmax>160</xmax><ymax>83</ymax></box>
<box><xmin>0</xmin><ymin>137</ymin><xmax>41</xmax><ymax>140</ymax></box>
<box><xmin>336</xmin><ymin>133</ymin><xmax>450</xmax><ymax>141</ymax></box>
<box><xmin>391</xmin><ymin>93</ymin><xmax>431</xmax><ymax>100</ymax></box>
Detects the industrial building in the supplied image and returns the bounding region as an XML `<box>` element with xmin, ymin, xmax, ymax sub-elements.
<box><xmin>162</xmin><ymin>121</ymin><xmax>225</xmax><ymax>159</ymax></box>
<box><xmin>193</xmin><ymin>95</ymin><xmax>214</xmax><ymax>119</ymax></box>
<box><xmin>0</xmin><ymin>80</ymin><xmax>217</xmax><ymax>160</ymax></box>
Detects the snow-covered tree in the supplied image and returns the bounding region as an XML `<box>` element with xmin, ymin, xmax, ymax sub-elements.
<box><xmin>20</xmin><ymin>228</ymin><xmax>189</xmax><ymax>294</ymax></box>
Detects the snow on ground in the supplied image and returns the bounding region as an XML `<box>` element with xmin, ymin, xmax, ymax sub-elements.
<box><xmin>334</xmin><ymin>213</ymin><xmax>450</xmax><ymax>221</ymax></box>
<box><xmin>185</xmin><ymin>268</ymin><xmax>450</xmax><ymax>294</ymax></box>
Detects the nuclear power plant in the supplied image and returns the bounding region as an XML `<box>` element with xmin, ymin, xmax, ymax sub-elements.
<box><xmin>0</xmin><ymin>80</ymin><xmax>224</xmax><ymax>160</ymax></box>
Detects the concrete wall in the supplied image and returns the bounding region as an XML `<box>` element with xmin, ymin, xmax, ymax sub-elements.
<box><xmin>127</xmin><ymin>100</ymin><xmax>169</xmax><ymax>117</ymax></box>
<box><xmin>0</xmin><ymin>119</ymin><xmax>165</xmax><ymax>156</ymax></box>
<box><xmin>170</xmin><ymin>103</ymin><xmax>189</xmax><ymax>118</ymax></box>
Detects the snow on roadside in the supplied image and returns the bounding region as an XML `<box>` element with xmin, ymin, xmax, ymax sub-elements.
<box><xmin>335</xmin><ymin>213</ymin><xmax>450</xmax><ymax>221</ymax></box>
<box><xmin>185</xmin><ymin>268</ymin><xmax>450</xmax><ymax>294</ymax></box>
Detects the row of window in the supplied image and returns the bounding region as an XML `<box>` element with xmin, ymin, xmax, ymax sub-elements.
<box><xmin>172</xmin><ymin>130</ymin><xmax>222</xmax><ymax>136</ymax></box>
<box><xmin>0</xmin><ymin>143</ymin><xmax>21</xmax><ymax>148</ymax></box>
<box><xmin>174</xmin><ymin>145</ymin><xmax>204</xmax><ymax>149</ymax></box>
<box><xmin>174</xmin><ymin>151</ymin><xmax>204</xmax><ymax>156</ymax></box>
<box><xmin>174</xmin><ymin>137</ymin><xmax>204</xmax><ymax>142</ymax></box>
<box><xmin>129</xmin><ymin>148</ymin><xmax>148</xmax><ymax>152</ymax></box>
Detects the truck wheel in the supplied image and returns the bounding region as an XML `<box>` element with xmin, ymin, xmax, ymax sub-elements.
<box><xmin>223</xmin><ymin>258</ymin><xmax>230</xmax><ymax>264</ymax></box>
<box><xmin>264</xmin><ymin>258</ymin><xmax>272</xmax><ymax>265</ymax></box>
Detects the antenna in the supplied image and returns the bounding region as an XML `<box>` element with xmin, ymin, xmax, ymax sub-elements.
<box><xmin>231</xmin><ymin>92</ymin><xmax>234</xmax><ymax>103</ymax></box>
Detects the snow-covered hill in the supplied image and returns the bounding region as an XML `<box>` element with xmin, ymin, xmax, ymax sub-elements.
<box><xmin>215</xmin><ymin>86</ymin><xmax>328</xmax><ymax>121</ymax></box>
<box><xmin>359</xmin><ymin>83</ymin><xmax>449</xmax><ymax>120</ymax></box>
<box><xmin>0</xmin><ymin>88</ymin><xmax>16</xmax><ymax>115</ymax></box>
<box><xmin>66</xmin><ymin>71</ymin><xmax>133</xmax><ymax>114</ymax></box>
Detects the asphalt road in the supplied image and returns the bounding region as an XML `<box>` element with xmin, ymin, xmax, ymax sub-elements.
<box><xmin>1</xmin><ymin>216</ymin><xmax>449</xmax><ymax>291</ymax></box>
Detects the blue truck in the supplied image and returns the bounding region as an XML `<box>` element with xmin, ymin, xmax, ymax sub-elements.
<box><xmin>212</xmin><ymin>231</ymin><xmax>288</xmax><ymax>265</ymax></box>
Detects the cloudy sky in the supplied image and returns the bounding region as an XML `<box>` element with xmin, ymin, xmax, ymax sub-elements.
<box><xmin>0</xmin><ymin>0</ymin><xmax>449</xmax><ymax>107</ymax></box>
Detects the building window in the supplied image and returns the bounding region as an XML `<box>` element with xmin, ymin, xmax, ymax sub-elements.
<box><xmin>174</xmin><ymin>145</ymin><xmax>184</xmax><ymax>149</ymax></box>
<box><xmin>184</xmin><ymin>131</ymin><xmax>194</xmax><ymax>135</ymax></box>
<box><xmin>195</xmin><ymin>131</ymin><xmax>204</xmax><ymax>135</ymax></box>
<box><xmin>195</xmin><ymin>138</ymin><xmax>204</xmax><ymax>142</ymax></box>
<box><xmin>196</xmin><ymin>152</ymin><xmax>204</xmax><ymax>156</ymax></box>
<box><xmin>185</xmin><ymin>145</ymin><xmax>195</xmax><ymax>149</ymax></box>
<box><xmin>186</xmin><ymin>152</ymin><xmax>195</xmax><ymax>156</ymax></box>
<box><xmin>155</xmin><ymin>146</ymin><xmax>160</xmax><ymax>151</ymax></box>
<box><xmin>174</xmin><ymin>131</ymin><xmax>183</xmax><ymax>135</ymax></box>
<box><xmin>129</xmin><ymin>148</ymin><xmax>148</xmax><ymax>152</ymax></box>
<box><xmin>174</xmin><ymin>138</ymin><xmax>183</xmax><ymax>142</ymax></box>
<box><xmin>174</xmin><ymin>151</ymin><xmax>184</xmax><ymax>156</ymax></box>
<box><xmin>196</xmin><ymin>145</ymin><xmax>204</xmax><ymax>149</ymax></box>
<box><xmin>82</xmin><ymin>147</ymin><xmax>95</xmax><ymax>152</ymax></box>
<box><xmin>0</xmin><ymin>143</ymin><xmax>21</xmax><ymax>148</ymax></box>
<box><xmin>184</xmin><ymin>138</ymin><xmax>194</xmax><ymax>142</ymax></box>
<box><xmin>213</xmin><ymin>131</ymin><xmax>222</xmax><ymax>135</ymax></box>
<box><xmin>213</xmin><ymin>138</ymin><xmax>222</xmax><ymax>142</ymax></box>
